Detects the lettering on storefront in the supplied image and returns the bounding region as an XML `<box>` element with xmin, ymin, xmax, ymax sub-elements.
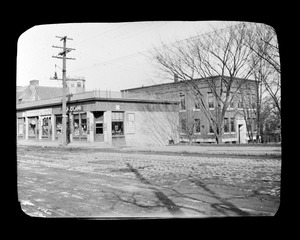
<box><xmin>26</xmin><ymin>108</ymin><xmax>52</xmax><ymax>117</ymax></box>
<box><xmin>66</xmin><ymin>105</ymin><xmax>83</xmax><ymax>112</ymax></box>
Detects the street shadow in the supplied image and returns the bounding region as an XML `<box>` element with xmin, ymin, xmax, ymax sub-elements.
<box><xmin>125</xmin><ymin>163</ymin><xmax>183</xmax><ymax>216</ymax></box>
<box><xmin>188</xmin><ymin>175</ymin><xmax>250</xmax><ymax>216</ymax></box>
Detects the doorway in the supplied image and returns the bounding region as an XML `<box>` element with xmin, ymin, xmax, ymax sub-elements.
<box><xmin>94</xmin><ymin>111</ymin><xmax>104</xmax><ymax>142</ymax></box>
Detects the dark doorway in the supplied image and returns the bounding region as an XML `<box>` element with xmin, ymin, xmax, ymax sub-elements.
<box><xmin>94</xmin><ymin>111</ymin><xmax>104</xmax><ymax>142</ymax></box>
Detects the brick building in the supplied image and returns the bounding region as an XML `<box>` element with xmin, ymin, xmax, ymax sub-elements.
<box><xmin>121</xmin><ymin>75</ymin><xmax>258</xmax><ymax>144</ymax></box>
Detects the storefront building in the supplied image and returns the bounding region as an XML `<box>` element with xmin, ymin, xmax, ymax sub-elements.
<box><xmin>16</xmin><ymin>93</ymin><xmax>180</xmax><ymax>146</ymax></box>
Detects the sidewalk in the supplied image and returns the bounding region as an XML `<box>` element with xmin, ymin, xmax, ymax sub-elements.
<box><xmin>121</xmin><ymin>145</ymin><xmax>282</xmax><ymax>156</ymax></box>
<box><xmin>17</xmin><ymin>139</ymin><xmax>281</xmax><ymax>156</ymax></box>
<box><xmin>17</xmin><ymin>139</ymin><xmax>116</xmax><ymax>149</ymax></box>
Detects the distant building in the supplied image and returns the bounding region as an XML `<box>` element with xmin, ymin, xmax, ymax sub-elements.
<box><xmin>121</xmin><ymin>75</ymin><xmax>258</xmax><ymax>144</ymax></box>
<box><xmin>17</xmin><ymin>77</ymin><xmax>86</xmax><ymax>104</ymax></box>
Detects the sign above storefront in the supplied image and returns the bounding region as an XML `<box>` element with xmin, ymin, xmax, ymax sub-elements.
<box><xmin>26</xmin><ymin>108</ymin><xmax>52</xmax><ymax>117</ymax></box>
<box><xmin>66</xmin><ymin>105</ymin><xmax>83</xmax><ymax>112</ymax></box>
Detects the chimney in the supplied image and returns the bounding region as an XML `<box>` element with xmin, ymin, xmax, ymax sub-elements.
<box><xmin>174</xmin><ymin>74</ymin><xmax>178</xmax><ymax>83</ymax></box>
<box><xmin>30</xmin><ymin>80</ymin><xmax>39</xmax><ymax>86</ymax></box>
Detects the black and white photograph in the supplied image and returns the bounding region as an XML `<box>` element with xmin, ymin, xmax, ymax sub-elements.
<box><xmin>16</xmin><ymin>21</ymin><xmax>281</xmax><ymax>218</ymax></box>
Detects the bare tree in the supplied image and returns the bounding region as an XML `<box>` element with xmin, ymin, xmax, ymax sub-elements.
<box><xmin>246</xmin><ymin>23</ymin><xmax>281</xmax><ymax>116</ymax></box>
<box><xmin>245</xmin><ymin>23</ymin><xmax>281</xmax><ymax>142</ymax></box>
<box><xmin>153</xmin><ymin>23</ymin><xmax>256</xmax><ymax>144</ymax></box>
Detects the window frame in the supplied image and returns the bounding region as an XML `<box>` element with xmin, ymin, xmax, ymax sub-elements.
<box><xmin>208</xmin><ymin>92</ymin><xmax>214</xmax><ymax>109</ymax></box>
<box><xmin>112</xmin><ymin>111</ymin><xmax>125</xmax><ymax>136</ymax></box>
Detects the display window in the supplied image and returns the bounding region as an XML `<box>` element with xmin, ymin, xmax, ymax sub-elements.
<box><xmin>73</xmin><ymin>113</ymin><xmax>87</xmax><ymax>139</ymax></box>
<box><xmin>18</xmin><ymin>118</ymin><xmax>25</xmax><ymax>136</ymax></box>
<box><xmin>28</xmin><ymin>117</ymin><xmax>37</xmax><ymax>137</ymax></box>
<box><xmin>112</xmin><ymin>112</ymin><xmax>124</xmax><ymax>136</ymax></box>
<box><xmin>56</xmin><ymin>115</ymin><xmax>62</xmax><ymax>136</ymax></box>
<box><xmin>42</xmin><ymin>116</ymin><xmax>51</xmax><ymax>137</ymax></box>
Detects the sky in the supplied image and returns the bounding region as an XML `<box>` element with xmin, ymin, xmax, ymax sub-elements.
<box><xmin>17</xmin><ymin>21</ymin><xmax>230</xmax><ymax>91</ymax></box>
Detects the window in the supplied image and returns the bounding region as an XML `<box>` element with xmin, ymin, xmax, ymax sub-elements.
<box><xmin>252</xmin><ymin>118</ymin><xmax>257</xmax><ymax>131</ymax></box>
<box><xmin>224</xmin><ymin>118</ymin><xmax>229</xmax><ymax>133</ymax></box>
<box><xmin>180</xmin><ymin>93</ymin><xmax>186</xmax><ymax>110</ymax></box>
<box><xmin>194</xmin><ymin>119</ymin><xmax>201</xmax><ymax>133</ymax></box>
<box><xmin>230</xmin><ymin>118</ymin><xmax>235</xmax><ymax>132</ymax></box>
<box><xmin>95</xmin><ymin>123</ymin><xmax>103</xmax><ymax>134</ymax></box>
<box><xmin>77</xmin><ymin>82</ymin><xmax>81</xmax><ymax>87</ymax></box>
<box><xmin>238</xmin><ymin>94</ymin><xmax>243</xmax><ymax>108</ymax></box>
<box><xmin>112</xmin><ymin>112</ymin><xmax>124</xmax><ymax>135</ymax></box>
<box><xmin>71</xmin><ymin>83</ymin><xmax>74</xmax><ymax>87</ymax></box>
<box><xmin>42</xmin><ymin>117</ymin><xmax>51</xmax><ymax>137</ymax></box>
<box><xmin>28</xmin><ymin>117</ymin><xmax>37</xmax><ymax>136</ymax></box>
<box><xmin>208</xmin><ymin>93</ymin><xmax>214</xmax><ymax>109</ymax></box>
<box><xmin>56</xmin><ymin>115</ymin><xmax>62</xmax><ymax>135</ymax></box>
<box><xmin>18</xmin><ymin>118</ymin><xmax>24</xmax><ymax>135</ymax></box>
<box><xmin>73</xmin><ymin>113</ymin><xmax>87</xmax><ymax>137</ymax></box>
<box><xmin>251</xmin><ymin>94</ymin><xmax>256</xmax><ymax>109</ymax></box>
<box><xmin>81</xmin><ymin>113</ymin><xmax>87</xmax><ymax>135</ymax></box>
<box><xmin>195</xmin><ymin>101</ymin><xmax>201</xmax><ymax>110</ymax></box>
<box><xmin>229</xmin><ymin>93</ymin><xmax>234</xmax><ymax>109</ymax></box>
<box><xmin>209</xmin><ymin>124</ymin><xmax>214</xmax><ymax>133</ymax></box>
<box><xmin>181</xmin><ymin>119</ymin><xmax>186</xmax><ymax>132</ymax></box>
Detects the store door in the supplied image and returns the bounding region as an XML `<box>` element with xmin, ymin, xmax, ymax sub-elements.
<box><xmin>95</xmin><ymin>121</ymin><xmax>104</xmax><ymax>142</ymax></box>
<box><xmin>94</xmin><ymin>111</ymin><xmax>104</xmax><ymax>142</ymax></box>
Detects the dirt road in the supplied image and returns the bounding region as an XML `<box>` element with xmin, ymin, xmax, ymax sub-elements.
<box><xmin>17</xmin><ymin>146</ymin><xmax>281</xmax><ymax>218</ymax></box>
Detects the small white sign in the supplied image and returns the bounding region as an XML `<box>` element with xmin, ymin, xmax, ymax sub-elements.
<box><xmin>116</xmin><ymin>105</ymin><xmax>120</xmax><ymax>110</ymax></box>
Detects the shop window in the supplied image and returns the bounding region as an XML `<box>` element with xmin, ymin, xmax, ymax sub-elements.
<box><xmin>28</xmin><ymin>118</ymin><xmax>37</xmax><ymax>136</ymax></box>
<box><xmin>56</xmin><ymin>115</ymin><xmax>62</xmax><ymax>135</ymax></box>
<box><xmin>73</xmin><ymin>113</ymin><xmax>87</xmax><ymax>136</ymax></box>
<box><xmin>194</xmin><ymin>119</ymin><xmax>201</xmax><ymax>133</ymax></box>
<box><xmin>81</xmin><ymin>113</ymin><xmax>87</xmax><ymax>135</ymax></box>
<box><xmin>18</xmin><ymin>118</ymin><xmax>24</xmax><ymax>135</ymax></box>
<box><xmin>42</xmin><ymin>117</ymin><xmax>50</xmax><ymax>137</ymax></box>
<box><xmin>112</xmin><ymin>112</ymin><xmax>124</xmax><ymax>136</ymax></box>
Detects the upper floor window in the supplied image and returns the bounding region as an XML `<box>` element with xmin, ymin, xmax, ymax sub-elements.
<box><xmin>180</xmin><ymin>93</ymin><xmax>186</xmax><ymax>110</ymax></box>
<box><xmin>77</xmin><ymin>82</ymin><xmax>82</xmax><ymax>87</ymax></box>
<box><xmin>208</xmin><ymin>92</ymin><xmax>214</xmax><ymax>109</ymax></box>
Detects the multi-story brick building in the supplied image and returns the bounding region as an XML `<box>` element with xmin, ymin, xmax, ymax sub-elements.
<box><xmin>121</xmin><ymin>75</ymin><xmax>258</xmax><ymax>144</ymax></box>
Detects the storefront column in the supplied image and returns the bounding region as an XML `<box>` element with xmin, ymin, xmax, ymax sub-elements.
<box><xmin>38</xmin><ymin>116</ymin><xmax>42</xmax><ymax>140</ymax></box>
<box><xmin>87</xmin><ymin>111</ymin><xmax>94</xmax><ymax>143</ymax></box>
<box><xmin>25</xmin><ymin>116</ymin><xmax>29</xmax><ymax>140</ymax></box>
<box><xmin>51</xmin><ymin>114</ymin><xmax>55</xmax><ymax>141</ymax></box>
<box><xmin>69</xmin><ymin>113</ymin><xmax>73</xmax><ymax>143</ymax></box>
<box><xmin>104</xmin><ymin>111</ymin><xmax>112</xmax><ymax>144</ymax></box>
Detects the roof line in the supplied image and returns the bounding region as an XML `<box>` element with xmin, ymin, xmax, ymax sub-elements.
<box><xmin>121</xmin><ymin>75</ymin><xmax>256</xmax><ymax>92</ymax></box>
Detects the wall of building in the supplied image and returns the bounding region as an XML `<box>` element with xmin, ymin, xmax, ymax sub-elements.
<box><xmin>124</xmin><ymin>104</ymin><xmax>179</xmax><ymax>146</ymax></box>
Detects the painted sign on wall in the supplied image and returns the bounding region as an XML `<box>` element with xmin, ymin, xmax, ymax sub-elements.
<box><xmin>66</xmin><ymin>105</ymin><xmax>83</xmax><ymax>112</ymax></box>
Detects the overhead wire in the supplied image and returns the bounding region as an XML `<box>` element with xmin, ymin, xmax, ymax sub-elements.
<box><xmin>69</xmin><ymin>22</ymin><xmax>242</xmax><ymax>74</ymax></box>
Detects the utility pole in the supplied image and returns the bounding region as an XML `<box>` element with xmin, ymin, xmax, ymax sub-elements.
<box><xmin>51</xmin><ymin>36</ymin><xmax>75</xmax><ymax>147</ymax></box>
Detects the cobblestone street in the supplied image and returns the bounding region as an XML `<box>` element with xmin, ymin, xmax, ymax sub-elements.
<box><xmin>17</xmin><ymin>145</ymin><xmax>281</xmax><ymax>218</ymax></box>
